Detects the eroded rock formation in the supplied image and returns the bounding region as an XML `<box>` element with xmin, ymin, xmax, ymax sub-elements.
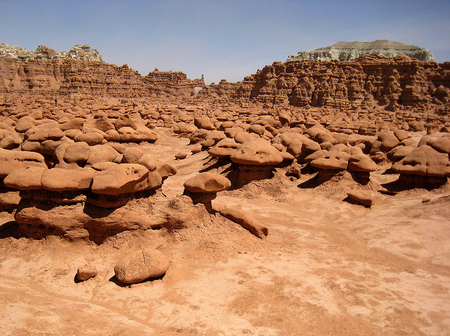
<box><xmin>287</xmin><ymin>40</ymin><xmax>435</xmax><ymax>62</ymax></box>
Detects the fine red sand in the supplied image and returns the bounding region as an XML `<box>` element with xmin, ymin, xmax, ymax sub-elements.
<box><xmin>1</xmin><ymin>128</ymin><xmax>450</xmax><ymax>335</ymax></box>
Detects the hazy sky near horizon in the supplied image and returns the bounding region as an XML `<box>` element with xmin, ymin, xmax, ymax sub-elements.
<box><xmin>1</xmin><ymin>0</ymin><xmax>449</xmax><ymax>84</ymax></box>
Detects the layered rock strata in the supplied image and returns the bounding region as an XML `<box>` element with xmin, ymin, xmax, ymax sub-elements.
<box><xmin>287</xmin><ymin>40</ymin><xmax>435</xmax><ymax>62</ymax></box>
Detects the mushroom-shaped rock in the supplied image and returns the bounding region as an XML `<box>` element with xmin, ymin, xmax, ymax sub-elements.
<box><xmin>208</xmin><ymin>138</ymin><xmax>240</xmax><ymax>158</ymax></box>
<box><xmin>392</xmin><ymin>145</ymin><xmax>450</xmax><ymax>177</ymax></box>
<box><xmin>184</xmin><ymin>172</ymin><xmax>232</xmax><ymax>193</ymax></box>
<box><xmin>183</xmin><ymin>172</ymin><xmax>231</xmax><ymax>205</ymax></box>
<box><xmin>114</xmin><ymin>248</ymin><xmax>170</xmax><ymax>284</ymax></box>
<box><xmin>348</xmin><ymin>153</ymin><xmax>378</xmax><ymax>172</ymax></box>
<box><xmin>41</xmin><ymin>168</ymin><xmax>97</xmax><ymax>191</ymax></box>
<box><xmin>378</xmin><ymin>130</ymin><xmax>400</xmax><ymax>151</ymax></box>
<box><xmin>91</xmin><ymin>164</ymin><xmax>149</xmax><ymax>195</ymax></box>
<box><xmin>310</xmin><ymin>151</ymin><xmax>351</xmax><ymax>170</ymax></box>
<box><xmin>0</xmin><ymin>149</ymin><xmax>47</xmax><ymax>178</ymax></box>
<box><xmin>4</xmin><ymin>166</ymin><xmax>47</xmax><ymax>190</ymax></box>
<box><xmin>231</xmin><ymin>138</ymin><xmax>283</xmax><ymax>165</ymax></box>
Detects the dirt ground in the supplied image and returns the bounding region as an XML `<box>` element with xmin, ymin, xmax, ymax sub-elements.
<box><xmin>1</xmin><ymin>128</ymin><xmax>450</xmax><ymax>336</ymax></box>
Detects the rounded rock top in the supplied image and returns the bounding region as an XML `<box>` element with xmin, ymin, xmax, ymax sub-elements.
<box><xmin>183</xmin><ymin>172</ymin><xmax>231</xmax><ymax>193</ymax></box>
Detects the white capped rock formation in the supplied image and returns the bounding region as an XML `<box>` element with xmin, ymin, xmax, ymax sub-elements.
<box><xmin>287</xmin><ymin>40</ymin><xmax>435</xmax><ymax>62</ymax></box>
<box><xmin>0</xmin><ymin>43</ymin><xmax>103</xmax><ymax>62</ymax></box>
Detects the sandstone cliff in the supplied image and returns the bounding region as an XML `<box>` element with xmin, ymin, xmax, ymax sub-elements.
<box><xmin>0</xmin><ymin>58</ymin><xmax>206</xmax><ymax>98</ymax></box>
<box><xmin>236</xmin><ymin>54</ymin><xmax>450</xmax><ymax>113</ymax></box>
<box><xmin>287</xmin><ymin>40</ymin><xmax>435</xmax><ymax>62</ymax></box>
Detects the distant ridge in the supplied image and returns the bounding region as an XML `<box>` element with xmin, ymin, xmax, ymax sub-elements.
<box><xmin>287</xmin><ymin>40</ymin><xmax>435</xmax><ymax>62</ymax></box>
<box><xmin>0</xmin><ymin>43</ymin><xmax>103</xmax><ymax>62</ymax></box>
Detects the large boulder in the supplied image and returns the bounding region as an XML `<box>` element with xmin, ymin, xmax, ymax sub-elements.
<box><xmin>91</xmin><ymin>164</ymin><xmax>149</xmax><ymax>195</ymax></box>
<box><xmin>231</xmin><ymin>138</ymin><xmax>283</xmax><ymax>165</ymax></box>
<box><xmin>347</xmin><ymin>153</ymin><xmax>378</xmax><ymax>172</ymax></box>
<box><xmin>0</xmin><ymin>149</ymin><xmax>47</xmax><ymax>178</ymax></box>
<box><xmin>392</xmin><ymin>145</ymin><xmax>450</xmax><ymax>177</ymax></box>
<box><xmin>41</xmin><ymin>168</ymin><xmax>97</xmax><ymax>191</ymax></box>
<box><xmin>114</xmin><ymin>248</ymin><xmax>170</xmax><ymax>284</ymax></box>
<box><xmin>310</xmin><ymin>151</ymin><xmax>351</xmax><ymax>170</ymax></box>
<box><xmin>184</xmin><ymin>173</ymin><xmax>231</xmax><ymax>193</ymax></box>
<box><xmin>183</xmin><ymin>172</ymin><xmax>231</xmax><ymax>204</ymax></box>
<box><xmin>86</xmin><ymin>145</ymin><xmax>121</xmax><ymax>165</ymax></box>
<box><xmin>208</xmin><ymin>138</ymin><xmax>240</xmax><ymax>158</ymax></box>
<box><xmin>3</xmin><ymin>166</ymin><xmax>47</xmax><ymax>190</ymax></box>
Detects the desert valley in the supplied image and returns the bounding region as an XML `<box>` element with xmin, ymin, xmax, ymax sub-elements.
<box><xmin>0</xmin><ymin>40</ymin><xmax>450</xmax><ymax>335</ymax></box>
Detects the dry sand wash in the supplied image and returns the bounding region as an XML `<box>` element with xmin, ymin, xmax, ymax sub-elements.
<box><xmin>1</xmin><ymin>128</ymin><xmax>450</xmax><ymax>336</ymax></box>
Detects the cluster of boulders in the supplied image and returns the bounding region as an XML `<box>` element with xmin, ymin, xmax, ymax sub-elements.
<box><xmin>173</xmin><ymin>113</ymin><xmax>450</xmax><ymax>195</ymax></box>
<box><xmin>0</xmin><ymin>105</ymin><xmax>272</xmax><ymax>243</ymax></box>
<box><xmin>0</xmin><ymin>108</ymin><xmax>158</xmax><ymax>154</ymax></box>
<box><xmin>0</xmin><ymin>144</ymin><xmax>177</xmax><ymax>242</ymax></box>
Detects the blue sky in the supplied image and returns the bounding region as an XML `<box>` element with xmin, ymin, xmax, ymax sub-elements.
<box><xmin>1</xmin><ymin>0</ymin><xmax>449</xmax><ymax>84</ymax></box>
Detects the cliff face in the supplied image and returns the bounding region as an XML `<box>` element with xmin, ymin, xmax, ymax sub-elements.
<box><xmin>0</xmin><ymin>44</ymin><xmax>449</xmax><ymax>117</ymax></box>
<box><xmin>287</xmin><ymin>40</ymin><xmax>435</xmax><ymax>62</ymax></box>
<box><xmin>0</xmin><ymin>57</ymin><xmax>205</xmax><ymax>98</ymax></box>
<box><xmin>236</xmin><ymin>54</ymin><xmax>450</xmax><ymax>112</ymax></box>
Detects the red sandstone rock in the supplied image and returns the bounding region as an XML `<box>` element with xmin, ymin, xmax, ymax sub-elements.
<box><xmin>41</xmin><ymin>168</ymin><xmax>96</xmax><ymax>191</ymax></box>
<box><xmin>184</xmin><ymin>173</ymin><xmax>231</xmax><ymax>193</ymax></box>
<box><xmin>208</xmin><ymin>138</ymin><xmax>240</xmax><ymax>158</ymax></box>
<box><xmin>0</xmin><ymin>149</ymin><xmax>47</xmax><ymax>178</ymax></box>
<box><xmin>392</xmin><ymin>145</ymin><xmax>450</xmax><ymax>177</ymax></box>
<box><xmin>114</xmin><ymin>248</ymin><xmax>170</xmax><ymax>284</ymax></box>
<box><xmin>231</xmin><ymin>138</ymin><xmax>283</xmax><ymax>166</ymax></box>
<box><xmin>3</xmin><ymin>166</ymin><xmax>47</xmax><ymax>190</ymax></box>
<box><xmin>91</xmin><ymin>163</ymin><xmax>149</xmax><ymax>195</ymax></box>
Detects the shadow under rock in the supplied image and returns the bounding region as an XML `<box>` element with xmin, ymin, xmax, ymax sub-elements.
<box><xmin>109</xmin><ymin>274</ymin><xmax>165</xmax><ymax>287</ymax></box>
<box><xmin>342</xmin><ymin>196</ymin><xmax>371</xmax><ymax>208</ymax></box>
<box><xmin>382</xmin><ymin>174</ymin><xmax>449</xmax><ymax>192</ymax></box>
<box><xmin>0</xmin><ymin>221</ymin><xmax>22</xmax><ymax>239</ymax></box>
<box><xmin>298</xmin><ymin>170</ymin><xmax>343</xmax><ymax>189</ymax></box>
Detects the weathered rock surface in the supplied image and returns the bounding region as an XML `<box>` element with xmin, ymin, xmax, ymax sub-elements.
<box><xmin>0</xmin><ymin>43</ymin><xmax>103</xmax><ymax>62</ymax></box>
<box><xmin>212</xmin><ymin>203</ymin><xmax>269</xmax><ymax>238</ymax></box>
<box><xmin>287</xmin><ymin>40</ymin><xmax>435</xmax><ymax>62</ymax></box>
<box><xmin>0</xmin><ymin>149</ymin><xmax>47</xmax><ymax>178</ymax></box>
<box><xmin>91</xmin><ymin>164</ymin><xmax>149</xmax><ymax>195</ymax></box>
<box><xmin>184</xmin><ymin>173</ymin><xmax>231</xmax><ymax>193</ymax></box>
<box><xmin>114</xmin><ymin>248</ymin><xmax>170</xmax><ymax>284</ymax></box>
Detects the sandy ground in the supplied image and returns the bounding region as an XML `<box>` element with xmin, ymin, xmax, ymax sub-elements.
<box><xmin>1</xmin><ymin>128</ymin><xmax>450</xmax><ymax>335</ymax></box>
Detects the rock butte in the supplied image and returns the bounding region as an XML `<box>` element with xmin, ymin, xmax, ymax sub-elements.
<box><xmin>0</xmin><ymin>41</ymin><xmax>450</xmax><ymax>334</ymax></box>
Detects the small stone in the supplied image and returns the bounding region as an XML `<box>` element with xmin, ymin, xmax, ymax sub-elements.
<box><xmin>76</xmin><ymin>265</ymin><xmax>97</xmax><ymax>281</ymax></box>
<box><xmin>175</xmin><ymin>152</ymin><xmax>188</xmax><ymax>159</ymax></box>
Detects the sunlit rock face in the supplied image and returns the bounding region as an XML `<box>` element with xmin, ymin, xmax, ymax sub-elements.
<box><xmin>287</xmin><ymin>40</ymin><xmax>435</xmax><ymax>62</ymax></box>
